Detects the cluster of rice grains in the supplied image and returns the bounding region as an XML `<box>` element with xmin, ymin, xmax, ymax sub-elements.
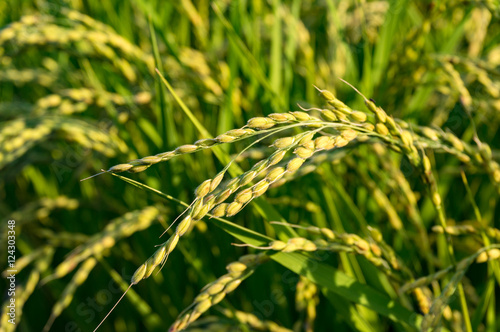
<box><xmin>169</xmin><ymin>253</ymin><xmax>269</xmax><ymax>331</ymax></box>
<box><xmin>84</xmin><ymin>81</ymin><xmax>499</xmax><ymax>331</ymax></box>
<box><xmin>0</xmin><ymin>12</ymin><xmax>156</xmax><ymax>178</ymax></box>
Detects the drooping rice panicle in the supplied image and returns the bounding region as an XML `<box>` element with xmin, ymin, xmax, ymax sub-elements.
<box><xmin>234</xmin><ymin>232</ymin><xmax>401</xmax><ymax>281</ymax></box>
<box><xmin>105</xmin><ymin>112</ymin><xmax>323</xmax><ymax>174</ymax></box>
<box><xmin>169</xmin><ymin>253</ymin><xmax>269</xmax><ymax>331</ymax></box>
<box><xmin>219</xmin><ymin>308</ymin><xmax>294</xmax><ymax>332</ymax></box>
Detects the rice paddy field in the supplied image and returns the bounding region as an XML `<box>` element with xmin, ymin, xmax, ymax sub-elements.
<box><xmin>1</xmin><ymin>0</ymin><xmax>500</xmax><ymax>331</ymax></box>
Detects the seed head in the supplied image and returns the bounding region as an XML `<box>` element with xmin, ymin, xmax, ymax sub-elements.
<box><xmin>270</xmin><ymin>241</ymin><xmax>287</xmax><ymax>250</ymax></box>
<box><xmin>168</xmin><ymin>234</ymin><xmax>180</xmax><ymax>252</ymax></box>
<box><xmin>226</xmin><ymin>177</ymin><xmax>240</xmax><ymax>191</ymax></box>
<box><xmin>302</xmin><ymin>241</ymin><xmax>317</xmax><ymax>251</ymax></box>
<box><xmin>128</xmin><ymin>165</ymin><xmax>149</xmax><ymax>173</ymax></box>
<box><xmin>141</xmin><ymin>156</ymin><xmax>162</xmax><ymax>164</ymax></box>
<box><xmin>320</xmin><ymin>228</ymin><xmax>335</xmax><ymax>240</ymax></box>
<box><xmin>362</xmin><ymin>123</ymin><xmax>375</xmax><ymax>131</ymax></box>
<box><xmin>477</xmin><ymin>249</ymin><xmax>500</xmax><ymax>263</ymax></box>
<box><xmin>385</xmin><ymin>116</ymin><xmax>397</xmax><ymax>133</ymax></box>
<box><xmin>191</xmin><ymin>199</ymin><xmax>203</xmax><ymax>218</ymax></box>
<box><xmin>401</xmin><ymin>130</ymin><xmax>414</xmax><ymax>147</ymax></box>
<box><xmin>143</xmin><ymin>257</ymin><xmax>157</xmax><ymax>279</ymax></box>
<box><xmin>152</xmin><ymin>246</ymin><xmax>167</xmax><ymax>266</ymax></box>
<box><xmin>445</xmin><ymin>133</ymin><xmax>464</xmax><ymax>152</ymax></box>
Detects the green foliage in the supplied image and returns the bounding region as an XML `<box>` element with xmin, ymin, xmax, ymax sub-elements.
<box><xmin>1</xmin><ymin>1</ymin><xmax>500</xmax><ymax>332</ymax></box>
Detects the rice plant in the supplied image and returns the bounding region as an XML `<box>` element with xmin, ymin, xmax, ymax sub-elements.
<box><xmin>1</xmin><ymin>1</ymin><xmax>499</xmax><ymax>332</ymax></box>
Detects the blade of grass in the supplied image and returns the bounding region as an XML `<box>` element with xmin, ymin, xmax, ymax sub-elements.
<box><xmin>368</xmin><ymin>0</ymin><xmax>410</xmax><ymax>94</ymax></box>
<box><xmin>471</xmin><ymin>277</ymin><xmax>495</xmax><ymax>332</ymax></box>
<box><xmin>270</xmin><ymin>0</ymin><xmax>282</xmax><ymax>96</ymax></box>
<box><xmin>211</xmin><ymin>3</ymin><xmax>285</xmax><ymax>110</ymax></box>
<box><xmin>149</xmin><ymin>17</ymin><xmax>177</xmax><ymax>147</ymax></box>
<box><xmin>325</xmin><ymin>290</ymin><xmax>377</xmax><ymax>332</ymax></box>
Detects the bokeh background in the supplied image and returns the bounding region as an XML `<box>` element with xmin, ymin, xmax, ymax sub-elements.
<box><xmin>1</xmin><ymin>0</ymin><xmax>500</xmax><ymax>331</ymax></box>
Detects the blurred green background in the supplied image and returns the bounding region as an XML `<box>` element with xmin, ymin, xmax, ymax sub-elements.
<box><xmin>1</xmin><ymin>0</ymin><xmax>500</xmax><ymax>331</ymax></box>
